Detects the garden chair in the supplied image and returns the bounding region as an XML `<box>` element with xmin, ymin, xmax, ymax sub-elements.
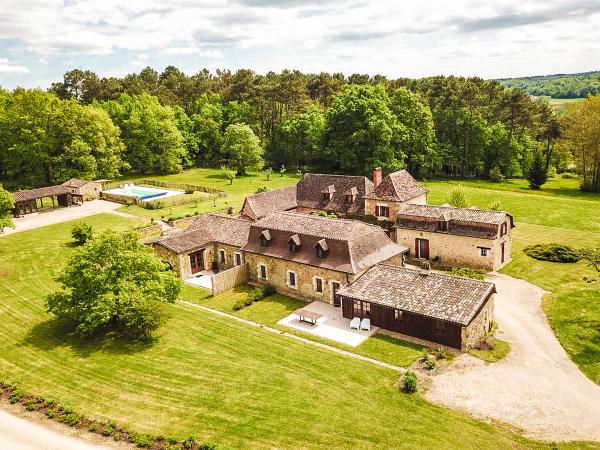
<box><xmin>350</xmin><ymin>317</ymin><xmax>360</xmax><ymax>330</ymax></box>
<box><xmin>360</xmin><ymin>318</ymin><xmax>371</xmax><ymax>331</ymax></box>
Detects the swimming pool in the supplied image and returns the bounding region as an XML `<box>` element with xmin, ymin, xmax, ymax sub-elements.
<box><xmin>104</xmin><ymin>184</ymin><xmax>183</xmax><ymax>201</ymax></box>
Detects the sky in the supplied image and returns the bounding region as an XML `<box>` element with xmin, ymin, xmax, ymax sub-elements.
<box><xmin>1</xmin><ymin>0</ymin><xmax>599</xmax><ymax>89</ymax></box>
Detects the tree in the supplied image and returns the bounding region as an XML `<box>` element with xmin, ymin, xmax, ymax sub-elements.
<box><xmin>100</xmin><ymin>93</ymin><xmax>186</xmax><ymax>174</ymax></box>
<box><xmin>560</xmin><ymin>95</ymin><xmax>600</xmax><ymax>192</ymax></box>
<box><xmin>528</xmin><ymin>150</ymin><xmax>548</xmax><ymax>190</ymax></box>
<box><xmin>71</xmin><ymin>222</ymin><xmax>93</xmax><ymax>245</ymax></box>
<box><xmin>222</xmin><ymin>124</ymin><xmax>264</xmax><ymax>175</ymax></box>
<box><xmin>321</xmin><ymin>84</ymin><xmax>404</xmax><ymax>174</ymax></box>
<box><xmin>579</xmin><ymin>247</ymin><xmax>600</xmax><ymax>274</ymax></box>
<box><xmin>448</xmin><ymin>186</ymin><xmax>469</xmax><ymax>208</ymax></box>
<box><xmin>0</xmin><ymin>184</ymin><xmax>15</xmax><ymax>233</ymax></box>
<box><xmin>219</xmin><ymin>165</ymin><xmax>236</xmax><ymax>185</ymax></box>
<box><xmin>46</xmin><ymin>230</ymin><xmax>181</xmax><ymax>340</ymax></box>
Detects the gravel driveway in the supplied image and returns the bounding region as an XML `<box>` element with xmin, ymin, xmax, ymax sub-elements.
<box><xmin>425</xmin><ymin>273</ymin><xmax>600</xmax><ymax>442</ymax></box>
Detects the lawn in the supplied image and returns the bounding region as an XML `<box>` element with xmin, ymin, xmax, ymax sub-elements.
<box><xmin>180</xmin><ymin>284</ymin><xmax>424</xmax><ymax>368</ymax></box>
<box><xmin>0</xmin><ymin>215</ymin><xmax>565</xmax><ymax>449</ymax></box>
<box><xmin>117</xmin><ymin>167</ymin><xmax>301</xmax><ymax>219</ymax></box>
<box><xmin>423</xmin><ymin>178</ymin><xmax>600</xmax><ymax>384</ymax></box>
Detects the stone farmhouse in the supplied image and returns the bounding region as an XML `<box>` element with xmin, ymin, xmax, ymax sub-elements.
<box><xmin>62</xmin><ymin>178</ymin><xmax>103</xmax><ymax>200</ymax></box>
<box><xmin>336</xmin><ymin>264</ymin><xmax>495</xmax><ymax>350</ymax></box>
<box><xmin>241</xmin><ymin>211</ymin><xmax>406</xmax><ymax>303</ymax></box>
<box><xmin>240</xmin><ymin>185</ymin><xmax>297</xmax><ymax>221</ymax></box>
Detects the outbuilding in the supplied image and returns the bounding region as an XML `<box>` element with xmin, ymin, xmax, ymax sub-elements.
<box><xmin>335</xmin><ymin>264</ymin><xmax>495</xmax><ymax>350</ymax></box>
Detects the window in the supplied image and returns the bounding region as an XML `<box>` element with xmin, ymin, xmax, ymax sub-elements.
<box><xmin>394</xmin><ymin>309</ymin><xmax>403</xmax><ymax>322</ymax></box>
<box><xmin>234</xmin><ymin>252</ymin><xmax>242</xmax><ymax>266</ymax></box>
<box><xmin>322</xmin><ymin>192</ymin><xmax>331</xmax><ymax>201</ymax></box>
<box><xmin>376</xmin><ymin>205</ymin><xmax>390</xmax><ymax>217</ymax></box>
<box><xmin>288</xmin><ymin>234</ymin><xmax>301</xmax><ymax>253</ymax></box>
<box><xmin>260</xmin><ymin>230</ymin><xmax>271</xmax><ymax>247</ymax></box>
<box><xmin>346</xmin><ymin>194</ymin><xmax>356</xmax><ymax>203</ymax></box>
<box><xmin>478</xmin><ymin>247</ymin><xmax>490</xmax><ymax>257</ymax></box>
<box><xmin>315</xmin><ymin>239</ymin><xmax>328</xmax><ymax>258</ymax></box>
<box><xmin>500</xmin><ymin>222</ymin><xmax>508</xmax><ymax>236</ymax></box>
<box><xmin>258</xmin><ymin>264</ymin><xmax>267</xmax><ymax>280</ymax></box>
<box><xmin>287</xmin><ymin>270</ymin><xmax>297</xmax><ymax>288</ymax></box>
<box><xmin>314</xmin><ymin>277</ymin><xmax>323</xmax><ymax>293</ymax></box>
<box><xmin>437</xmin><ymin>220</ymin><xmax>448</xmax><ymax>231</ymax></box>
<box><xmin>219</xmin><ymin>249</ymin><xmax>225</xmax><ymax>263</ymax></box>
<box><xmin>352</xmin><ymin>299</ymin><xmax>370</xmax><ymax>318</ymax></box>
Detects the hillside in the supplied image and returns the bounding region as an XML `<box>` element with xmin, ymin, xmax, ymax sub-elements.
<box><xmin>499</xmin><ymin>70</ymin><xmax>600</xmax><ymax>98</ymax></box>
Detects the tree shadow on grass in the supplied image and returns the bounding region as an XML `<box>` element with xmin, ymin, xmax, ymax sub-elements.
<box><xmin>20</xmin><ymin>318</ymin><xmax>158</xmax><ymax>358</ymax></box>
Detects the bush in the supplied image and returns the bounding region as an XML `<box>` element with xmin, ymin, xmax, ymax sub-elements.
<box><xmin>449</xmin><ymin>267</ymin><xmax>486</xmax><ymax>280</ymax></box>
<box><xmin>488</xmin><ymin>167</ymin><xmax>505</xmax><ymax>183</ymax></box>
<box><xmin>88</xmin><ymin>423</ymin><xmax>98</xmax><ymax>432</ymax></box>
<box><xmin>488</xmin><ymin>201</ymin><xmax>502</xmax><ymax>211</ymax></box>
<box><xmin>102</xmin><ymin>425</ymin><xmax>114</xmax><ymax>436</ymax></box>
<box><xmin>46</xmin><ymin>408</ymin><xmax>56</xmax><ymax>418</ymax></box>
<box><xmin>132</xmin><ymin>433</ymin><xmax>156</xmax><ymax>448</ymax></box>
<box><xmin>561</xmin><ymin>172</ymin><xmax>579</xmax><ymax>179</ymax></box>
<box><xmin>199</xmin><ymin>443</ymin><xmax>218</xmax><ymax>450</ymax></box>
<box><xmin>71</xmin><ymin>222</ymin><xmax>93</xmax><ymax>245</ymax></box>
<box><xmin>183</xmin><ymin>436</ymin><xmax>197</xmax><ymax>449</ymax></box>
<box><xmin>402</xmin><ymin>371</ymin><xmax>418</xmax><ymax>393</ymax></box>
<box><xmin>435</xmin><ymin>347</ymin><xmax>447</xmax><ymax>360</ymax></box>
<box><xmin>9</xmin><ymin>388</ymin><xmax>27</xmax><ymax>404</ymax></box>
<box><xmin>232</xmin><ymin>297</ymin><xmax>253</xmax><ymax>311</ymax></box>
<box><xmin>262</xmin><ymin>284</ymin><xmax>276</xmax><ymax>297</ymax></box>
<box><xmin>448</xmin><ymin>186</ymin><xmax>469</xmax><ymax>208</ymax></box>
<box><xmin>524</xmin><ymin>243</ymin><xmax>581</xmax><ymax>263</ymax></box>
<box><xmin>424</xmin><ymin>359</ymin><xmax>436</xmax><ymax>370</ymax></box>
<box><xmin>547</xmin><ymin>166</ymin><xmax>557</xmax><ymax>178</ymax></box>
<box><xmin>25</xmin><ymin>399</ymin><xmax>37</xmax><ymax>411</ymax></box>
<box><xmin>255</xmin><ymin>186</ymin><xmax>268</xmax><ymax>194</ymax></box>
<box><xmin>60</xmin><ymin>413</ymin><xmax>80</xmax><ymax>426</ymax></box>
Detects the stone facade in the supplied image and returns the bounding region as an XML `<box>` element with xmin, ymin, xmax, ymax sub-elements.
<box><xmin>394</xmin><ymin>224</ymin><xmax>512</xmax><ymax>271</ymax></box>
<box><xmin>461</xmin><ymin>294</ymin><xmax>494</xmax><ymax>350</ymax></box>
<box><xmin>364</xmin><ymin>193</ymin><xmax>428</xmax><ymax>222</ymax></box>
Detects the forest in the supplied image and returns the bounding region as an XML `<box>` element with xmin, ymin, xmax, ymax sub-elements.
<box><xmin>0</xmin><ymin>67</ymin><xmax>597</xmax><ymax>192</ymax></box>
<box><xmin>499</xmin><ymin>71</ymin><xmax>600</xmax><ymax>99</ymax></box>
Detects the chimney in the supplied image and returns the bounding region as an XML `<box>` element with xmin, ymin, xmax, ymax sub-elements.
<box><xmin>372</xmin><ymin>167</ymin><xmax>382</xmax><ymax>188</ymax></box>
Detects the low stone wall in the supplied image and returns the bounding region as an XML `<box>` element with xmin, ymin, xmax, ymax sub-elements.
<box><xmin>136</xmin><ymin>224</ymin><xmax>162</xmax><ymax>237</ymax></box>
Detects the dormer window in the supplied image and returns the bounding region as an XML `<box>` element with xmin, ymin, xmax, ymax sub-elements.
<box><xmin>437</xmin><ymin>220</ymin><xmax>448</xmax><ymax>231</ymax></box>
<box><xmin>346</xmin><ymin>194</ymin><xmax>355</xmax><ymax>203</ymax></box>
<box><xmin>315</xmin><ymin>239</ymin><xmax>328</xmax><ymax>258</ymax></box>
<box><xmin>344</xmin><ymin>187</ymin><xmax>358</xmax><ymax>204</ymax></box>
<box><xmin>288</xmin><ymin>234</ymin><xmax>301</xmax><ymax>253</ymax></box>
<box><xmin>322</xmin><ymin>185</ymin><xmax>336</xmax><ymax>202</ymax></box>
<box><xmin>323</xmin><ymin>192</ymin><xmax>331</xmax><ymax>201</ymax></box>
<box><xmin>260</xmin><ymin>230</ymin><xmax>271</xmax><ymax>247</ymax></box>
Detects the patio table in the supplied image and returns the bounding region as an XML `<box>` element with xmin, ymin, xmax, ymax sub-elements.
<box><xmin>294</xmin><ymin>308</ymin><xmax>322</xmax><ymax>326</ymax></box>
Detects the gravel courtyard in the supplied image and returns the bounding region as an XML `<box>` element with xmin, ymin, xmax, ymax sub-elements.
<box><xmin>425</xmin><ymin>273</ymin><xmax>600</xmax><ymax>442</ymax></box>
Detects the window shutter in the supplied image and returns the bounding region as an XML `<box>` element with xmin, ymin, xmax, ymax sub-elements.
<box><xmin>414</xmin><ymin>238</ymin><xmax>419</xmax><ymax>258</ymax></box>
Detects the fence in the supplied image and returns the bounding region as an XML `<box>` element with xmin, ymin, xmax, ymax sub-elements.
<box><xmin>103</xmin><ymin>178</ymin><xmax>227</xmax><ymax>197</ymax></box>
<box><xmin>211</xmin><ymin>264</ymin><xmax>249</xmax><ymax>296</ymax></box>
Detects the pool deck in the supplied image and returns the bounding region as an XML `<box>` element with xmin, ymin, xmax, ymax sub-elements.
<box><xmin>104</xmin><ymin>184</ymin><xmax>184</xmax><ymax>201</ymax></box>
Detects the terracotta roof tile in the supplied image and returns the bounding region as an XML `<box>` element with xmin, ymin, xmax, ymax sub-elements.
<box><xmin>365</xmin><ymin>170</ymin><xmax>428</xmax><ymax>202</ymax></box>
<box><xmin>241</xmin><ymin>186</ymin><xmax>297</xmax><ymax>221</ymax></box>
<box><xmin>62</xmin><ymin>178</ymin><xmax>93</xmax><ymax>188</ymax></box>
<box><xmin>296</xmin><ymin>173</ymin><xmax>374</xmax><ymax>215</ymax></box>
<box><xmin>337</xmin><ymin>264</ymin><xmax>495</xmax><ymax>325</ymax></box>
<box><xmin>13</xmin><ymin>185</ymin><xmax>71</xmax><ymax>202</ymax></box>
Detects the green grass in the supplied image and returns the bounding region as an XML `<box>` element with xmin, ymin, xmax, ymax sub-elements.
<box><xmin>180</xmin><ymin>284</ymin><xmax>424</xmax><ymax>368</ymax></box>
<box><xmin>117</xmin><ymin>167</ymin><xmax>301</xmax><ymax>219</ymax></box>
<box><xmin>0</xmin><ymin>215</ymin><xmax>562</xmax><ymax>449</ymax></box>
<box><xmin>423</xmin><ymin>179</ymin><xmax>600</xmax><ymax>384</ymax></box>
<box><xmin>469</xmin><ymin>339</ymin><xmax>511</xmax><ymax>363</ymax></box>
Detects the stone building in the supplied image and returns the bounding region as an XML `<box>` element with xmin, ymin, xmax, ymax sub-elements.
<box><xmin>363</xmin><ymin>168</ymin><xmax>428</xmax><ymax>222</ymax></box>
<box><xmin>62</xmin><ymin>178</ymin><xmax>103</xmax><ymax>200</ymax></box>
<box><xmin>147</xmin><ymin>214</ymin><xmax>252</xmax><ymax>279</ymax></box>
<box><xmin>295</xmin><ymin>173</ymin><xmax>374</xmax><ymax>216</ymax></box>
<box><xmin>394</xmin><ymin>204</ymin><xmax>514</xmax><ymax>271</ymax></box>
<box><xmin>336</xmin><ymin>264</ymin><xmax>495</xmax><ymax>350</ymax></box>
<box><xmin>241</xmin><ymin>211</ymin><xmax>407</xmax><ymax>303</ymax></box>
<box><xmin>240</xmin><ymin>185</ymin><xmax>297</xmax><ymax>221</ymax></box>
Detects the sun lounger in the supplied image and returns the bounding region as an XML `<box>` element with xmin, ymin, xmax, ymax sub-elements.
<box><xmin>350</xmin><ymin>317</ymin><xmax>361</xmax><ymax>330</ymax></box>
<box><xmin>360</xmin><ymin>318</ymin><xmax>371</xmax><ymax>331</ymax></box>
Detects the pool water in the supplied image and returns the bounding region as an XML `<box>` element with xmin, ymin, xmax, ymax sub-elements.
<box><xmin>104</xmin><ymin>184</ymin><xmax>183</xmax><ymax>201</ymax></box>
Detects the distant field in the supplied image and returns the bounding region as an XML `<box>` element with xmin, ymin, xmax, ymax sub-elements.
<box><xmin>532</xmin><ymin>96</ymin><xmax>585</xmax><ymax>111</ymax></box>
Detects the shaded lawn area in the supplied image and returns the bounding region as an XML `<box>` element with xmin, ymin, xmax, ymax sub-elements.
<box><xmin>117</xmin><ymin>167</ymin><xmax>301</xmax><ymax>219</ymax></box>
<box><xmin>181</xmin><ymin>284</ymin><xmax>424</xmax><ymax>368</ymax></box>
<box><xmin>0</xmin><ymin>216</ymin><xmax>564</xmax><ymax>449</ymax></box>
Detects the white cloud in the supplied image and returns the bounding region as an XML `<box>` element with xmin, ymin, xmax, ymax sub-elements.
<box><xmin>0</xmin><ymin>58</ymin><xmax>29</xmax><ymax>73</ymax></box>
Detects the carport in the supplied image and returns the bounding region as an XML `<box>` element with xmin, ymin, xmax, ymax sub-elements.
<box><xmin>12</xmin><ymin>185</ymin><xmax>82</xmax><ymax>217</ymax></box>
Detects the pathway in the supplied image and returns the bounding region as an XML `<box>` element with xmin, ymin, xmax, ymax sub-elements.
<box><xmin>180</xmin><ymin>301</ymin><xmax>406</xmax><ymax>373</ymax></box>
<box><xmin>1</xmin><ymin>200</ymin><xmax>147</xmax><ymax>236</ymax></box>
<box><xmin>425</xmin><ymin>273</ymin><xmax>600</xmax><ymax>442</ymax></box>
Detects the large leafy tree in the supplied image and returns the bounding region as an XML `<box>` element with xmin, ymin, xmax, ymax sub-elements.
<box><xmin>101</xmin><ymin>93</ymin><xmax>187</xmax><ymax>174</ymax></box>
<box><xmin>321</xmin><ymin>84</ymin><xmax>405</xmax><ymax>174</ymax></box>
<box><xmin>389</xmin><ymin>87</ymin><xmax>436</xmax><ymax>177</ymax></box>
<box><xmin>46</xmin><ymin>230</ymin><xmax>181</xmax><ymax>340</ymax></box>
<box><xmin>222</xmin><ymin>123</ymin><xmax>264</xmax><ymax>175</ymax></box>
<box><xmin>560</xmin><ymin>95</ymin><xmax>600</xmax><ymax>192</ymax></box>
<box><xmin>0</xmin><ymin>184</ymin><xmax>15</xmax><ymax>233</ymax></box>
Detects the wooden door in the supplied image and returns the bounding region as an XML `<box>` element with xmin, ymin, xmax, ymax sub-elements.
<box><xmin>415</xmin><ymin>238</ymin><xmax>429</xmax><ymax>259</ymax></box>
<box><xmin>189</xmin><ymin>250</ymin><xmax>204</xmax><ymax>274</ymax></box>
<box><xmin>501</xmin><ymin>242</ymin><xmax>505</xmax><ymax>264</ymax></box>
<box><xmin>332</xmin><ymin>281</ymin><xmax>341</xmax><ymax>306</ymax></box>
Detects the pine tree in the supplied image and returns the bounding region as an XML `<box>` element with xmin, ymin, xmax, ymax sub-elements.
<box><xmin>528</xmin><ymin>150</ymin><xmax>547</xmax><ymax>190</ymax></box>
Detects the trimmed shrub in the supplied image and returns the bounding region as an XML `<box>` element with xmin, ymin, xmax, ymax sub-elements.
<box><xmin>402</xmin><ymin>371</ymin><xmax>418</xmax><ymax>393</ymax></box>
<box><xmin>60</xmin><ymin>413</ymin><xmax>80</xmax><ymax>426</ymax></box>
<box><xmin>71</xmin><ymin>222</ymin><xmax>93</xmax><ymax>245</ymax></box>
<box><xmin>88</xmin><ymin>423</ymin><xmax>98</xmax><ymax>432</ymax></box>
<box><xmin>262</xmin><ymin>284</ymin><xmax>276</xmax><ymax>297</ymax></box>
<box><xmin>132</xmin><ymin>433</ymin><xmax>156</xmax><ymax>448</ymax></box>
<box><xmin>449</xmin><ymin>267</ymin><xmax>486</xmax><ymax>280</ymax></box>
<box><xmin>46</xmin><ymin>408</ymin><xmax>56</xmax><ymax>419</ymax></box>
<box><xmin>524</xmin><ymin>243</ymin><xmax>581</xmax><ymax>263</ymax></box>
<box><xmin>488</xmin><ymin>167</ymin><xmax>505</xmax><ymax>183</ymax></box>
<box><xmin>232</xmin><ymin>297</ymin><xmax>254</xmax><ymax>311</ymax></box>
<box><xmin>102</xmin><ymin>425</ymin><xmax>114</xmax><ymax>436</ymax></box>
<box><xmin>9</xmin><ymin>388</ymin><xmax>27</xmax><ymax>404</ymax></box>
<box><xmin>25</xmin><ymin>400</ymin><xmax>37</xmax><ymax>411</ymax></box>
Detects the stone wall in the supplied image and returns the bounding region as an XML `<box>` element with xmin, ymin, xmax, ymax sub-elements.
<box><xmin>394</xmin><ymin>228</ymin><xmax>511</xmax><ymax>271</ymax></box>
<box><xmin>244</xmin><ymin>252</ymin><xmax>352</xmax><ymax>304</ymax></box>
<box><xmin>364</xmin><ymin>193</ymin><xmax>428</xmax><ymax>222</ymax></box>
<box><xmin>214</xmin><ymin>243</ymin><xmax>244</xmax><ymax>271</ymax></box>
<box><xmin>79</xmin><ymin>182</ymin><xmax>102</xmax><ymax>200</ymax></box>
<box><xmin>461</xmin><ymin>294</ymin><xmax>494</xmax><ymax>350</ymax></box>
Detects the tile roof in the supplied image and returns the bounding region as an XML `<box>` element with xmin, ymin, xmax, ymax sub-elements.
<box><xmin>296</xmin><ymin>173</ymin><xmax>374</xmax><ymax>215</ymax></box>
<box><xmin>149</xmin><ymin>214</ymin><xmax>252</xmax><ymax>253</ymax></box>
<box><xmin>62</xmin><ymin>178</ymin><xmax>94</xmax><ymax>188</ymax></box>
<box><xmin>365</xmin><ymin>169</ymin><xmax>428</xmax><ymax>202</ymax></box>
<box><xmin>241</xmin><ymin>211</ymin><xmax>407</xmax><ymax>274</ymax></box>
<box><xmin>12</xmin><ymin>185</ymin><xmax>72</xmax><ymax>202</ymax></box>
<box><xmin>241</xmin><ymin>185</ymin><xmax>297</xmax><ymax>221</ymax></box>
<box><xmin>394</xmin><ymin>204</ymin><xmax>514</xmax><ymax>238</ymax></box>
<box><xmin>337</xmin><ymin>264</ymin><xmax>495</xmax><ymax>325</ymax></box>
